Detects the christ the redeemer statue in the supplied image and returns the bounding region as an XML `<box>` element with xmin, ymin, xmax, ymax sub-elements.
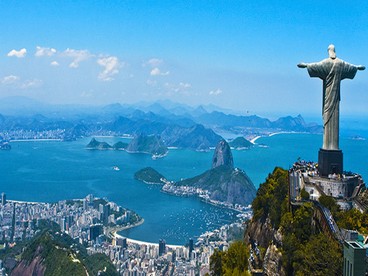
<box><xmin>298</xmin><ymin>45</ymin><xmax>364</xmax><ymax>176</ymax></box>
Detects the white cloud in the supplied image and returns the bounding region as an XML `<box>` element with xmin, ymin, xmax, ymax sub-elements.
<box><xmin>62</xmin><ymin>48</ymin><xmax>92</xmax><ymax>68</ymax></box>
<box><xmin>0</xmin><ymin>75</ymin><xmax>42</xmax><ymax>89</ymax></box>
<box><xmin>150</xmin><ymin>67</ymin><xmax>170</xmax><ymax>76</ymax></box>
<box><xmin>209</xmin><ymin>88</ymin><xmax>223</xmax><ymax>96</ymax></box>
<box><xmin>50</xmin><ymin>61</ymin><xmax>59</xmax><ymax>66</ymax></box>
<box><xmin>145</xmin><ymin>58</ymin><xmax>163</xmax><ymax>67</ymax></box>
<box><xmin>179</xmin><ymin>82</ymin><xmax>191</xmax><ymax>89</ymax></box>
<box><xmin>164</xmin><ymin>82</ymin><xmax>192</xmax><ymax>95</ymax></box>
<box><xmin>97</xmin><ymin>56</ymin><xmax>121</xmax><ymax>81</ymax></box>
<box><xmin>20</xmin><ymin>79</ymin><xmax>43</xmax><ymax>89</ymax></box>
<box><xmin>1</xmin><ymin>75</ymin><xmax>20</xmax><ymax>85</ymax></box>
<box><xmin>35</xmin><ymin>46</ymin><xmax>57</xmax><ymax>57</ymax></box>
<box><xmin>7</xmin><ymin>48</ymin><xmax>27</xmax><ymax>58</ymax></box>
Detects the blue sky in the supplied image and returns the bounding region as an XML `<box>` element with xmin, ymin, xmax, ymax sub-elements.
<box><xmin>0</xmin><ymin>1</ymin><xmax>367</xmax><ymax>117</ymax></box>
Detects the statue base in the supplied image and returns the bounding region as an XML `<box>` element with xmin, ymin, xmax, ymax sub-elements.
<box><xmin>318</xmin><ymin>148</ymin><xmax>343</xmax><ymax>177</ymax></box>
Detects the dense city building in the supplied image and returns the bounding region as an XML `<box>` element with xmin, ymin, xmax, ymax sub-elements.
<box><xmin>0</xmin><ymin>193</ymin><xmax>249</xmax><ymax>275</ymax></box>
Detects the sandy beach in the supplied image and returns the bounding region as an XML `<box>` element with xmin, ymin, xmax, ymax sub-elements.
<box><xmin>114</xmin><ymin>224</ymin><xmax>184</xmax><ymax>249</ymax></box>
<box><xmin>10</xmin><ymin>139</ymin><xmax>62</xmax><ymax>142</ymax></box>
<box><xmin>250</xmin><ymin>136</ymin><xmax>262</xmax><ymax>144</ymax></box>
<box><xmin>250</xmin><ymin>131</ymin><xmax>298</xmax><ymax>144</ymax></box>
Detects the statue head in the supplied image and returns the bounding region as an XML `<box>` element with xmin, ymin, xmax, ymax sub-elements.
<box><xmin>328</xmin><ymin>44</ymin><xmax>336</xmax><ymax>59</ymax></box>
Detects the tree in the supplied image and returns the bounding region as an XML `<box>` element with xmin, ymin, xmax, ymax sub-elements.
<box><xmin>223</xmin><ymin>241</ymin><xmax>249</xmax><ymax>274</ymax></box>
<box><xmin>209</xmin><ymin>242</ymin><xmax>250</xmax><ymax>276</ymax></box>
<box><xmin>293</xmin><ymin>233</ymin><xmax>342</xmax><ymax>275</ymax></box>
<box><xmin>300</xmin><ymin>188</ymin><xmax>310</xmax><ymax>200</ymax></box>
<box><xmin>210</xmin><ymin>249</ymin><xmax>225</xmax><ymax>275</ymax></box>
<box><xmin>251</xmin><ymin>167</ymin><xmax>288</xmax><ymax>227</ymax></box>
<box><xmin>318</xmin><ymin>195</ymin><xmax>340</xmax><ymax>214</ymax></box>
<box><xmin>336</xmin><ymin>208</ymin><xmax>368</xmax><ymax>234</ymax></box>
<box><xmin>293</xmin><ymin>203</ymin><xmax>313</xmax><ymax>243</ymax></box>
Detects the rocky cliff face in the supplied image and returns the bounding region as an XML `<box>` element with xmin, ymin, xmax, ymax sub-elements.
<box><xmin>263</xmin><ymin>245</ymin><xmax>285</xmax><ymax>276</ymax></box>
<box><xmin>245</xmin><ymin>217</ymin><xmax>284</xmax><ymax>276</ymax></box>
<box><xmin>175</xmin><ymin>140</ymin><xmax>256</xmax><ymax>206</ymax></box>
<box><xmin>11</xmin><ymin>253</ymin><xmax>46</xmax><ymax>276</ymax></box>
<box><xmin>245</xmin><ymin>217</ymin><xmax>278</xmax><ymax>249</ymax></box>
<box><xmin>212</xmin><ymin>140</ymin><xmax>234</xmax><ymax>169</ymax></box>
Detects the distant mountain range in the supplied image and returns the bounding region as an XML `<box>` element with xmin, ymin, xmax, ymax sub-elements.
<box><xmin>0</xmin><ymin>96</ymin><xmax>322</xmax><ymax>151</ymax></box>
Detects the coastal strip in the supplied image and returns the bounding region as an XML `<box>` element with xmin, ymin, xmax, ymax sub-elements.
<box><xmin>107</xmin><ymin>218</ymin><xmax>145</xmax><ymax>239</ymax></box>
<box><xmin>10</xmin><ymin>138</ymin><xmax>62</xmax><ymax>142</ymax></box>
<box><xmin>250</xmin><ymin>136</ymin><xmax>261</xmax><ymax>144</ymax></box>
<box><xmin>114</xmin><ymin>231</ymin><xmax>185</xmax><ymax>249</ymax></box>
<box><xmin>250</xmin><ymin>131</ymin><xmax>301</xmax><ymax>144</ymax></box>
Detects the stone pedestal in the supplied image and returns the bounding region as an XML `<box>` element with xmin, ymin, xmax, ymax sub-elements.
<box><xmin>318</xmin><ymin>148</ymin><xmax>343</xmax><ymax>177</ymax></box>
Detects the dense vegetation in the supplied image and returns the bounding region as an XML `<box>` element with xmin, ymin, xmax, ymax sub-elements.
<box><xmin>2</xmin><ymin>220</ymin><xmax>117</xmax><ymax>275</ymax></box>
<box><xmin>209</xmin><ymin>241</ymin><xmax>250</xmax><ymax>276</ymax></box>
<box><xmin>211</xmin><ymin>167</ymin><xmax>344</xmax><ymax>275</ymax></box>
<box><xmin>318</xmin><ymin>194</ymin><xmax>368</xmax><ymax>234</ymax></box>
<box><xmin>257</xmin><ymin>168</ymin><xmax>343</xmax><ymax>275</ymax></box>
<box><xmin>22</xmin><ymin>227</ymin><xmax>117</xmax><ymax>275</ymax></box>
<box><xmin>252</xmin><ymin>167</ymin><xmax>289</xmax><ymax>228</ymax></box>
<box><xmin>21</xmin><ymin>231</ymin><xmax>86</xmax><ymax>276</ymax></box>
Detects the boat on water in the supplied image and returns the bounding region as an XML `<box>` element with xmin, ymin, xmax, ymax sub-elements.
<box><xmin>0</xmin><ymin>142</ymin><xmax>11</xmax><ymax>150</ymax></box>
<box><xmin>113</xmin><ymin>166</ymin><xmax>120</xmax><ymax>171</ymax></box>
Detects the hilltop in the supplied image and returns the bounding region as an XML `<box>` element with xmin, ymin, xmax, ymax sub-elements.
<box><xmin>209</xmin><ymin>167</ymin><xmax>344</xmax><ymax>275</ymax></box>
<box><xmin>134</xmin><ymin>167</ymin><xmax>167</xmax><ymax>184</ymax></box>
<box><xmin>2</xmin><ymin>220</ymin><xmax>117</xmax><ymax>276</ymax></box>
<box><xmin>229</xmin><ymin>136</ymin><xmax>253</xmax><ymax>149</ymax></box>
<box><xmin>173</xmin><ymin>140</ymin><xmax>256</xmax><ymax>206</ymax></box>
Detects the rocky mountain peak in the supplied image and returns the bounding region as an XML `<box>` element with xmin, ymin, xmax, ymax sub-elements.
<box><xmin>211</xmin><ymin>140</ymin><xmax>234</xmax><ymax>169</ymax></box>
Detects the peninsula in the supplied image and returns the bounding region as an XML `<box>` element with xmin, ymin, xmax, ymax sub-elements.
<box><xmin>134</xmin><ymin>140</ymin><xmax>257</xmax><ymax>209</ymax></box>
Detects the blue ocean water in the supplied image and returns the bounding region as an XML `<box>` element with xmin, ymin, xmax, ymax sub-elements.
<box><xmin>1</xmin><ymin>130</ymin><xmax>367</xmax><ymax>245</ymax></box>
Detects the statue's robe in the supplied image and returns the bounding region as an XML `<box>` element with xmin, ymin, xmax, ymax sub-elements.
<box><xmin>307</xmin><ymin>58</ymin><xmax>357</xmax><ymax>150</ymax></box>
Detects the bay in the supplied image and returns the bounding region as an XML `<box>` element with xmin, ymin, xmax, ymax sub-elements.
<box><xmin>0</xmin><ymin>131</ymin><xmax>367</xmax><ymax>245</ymax></box>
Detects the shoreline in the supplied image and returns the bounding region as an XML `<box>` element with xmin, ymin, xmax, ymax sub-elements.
<box><xmin>10</xmin><ymin>139</ymin><xmax>62</xmax><ymax>142</ymax></box>
<box><xmin>107</xmin><ymin>218</ymin><xmax>145</xmax><ymax>239</ymax></box>
<box><xmin>250</xmin><ymin>136</ymin><xmax>262</xmax><ymax>144</ymax></box>
<box><xmin>250</xmin><ymin>131</ymin><xmax>302</xmax><ymax>144</ymax></box>
<box><xmin>114</xmin><ymin>229</ymin><xmax>185</xmax><ymax>249</ymax></box>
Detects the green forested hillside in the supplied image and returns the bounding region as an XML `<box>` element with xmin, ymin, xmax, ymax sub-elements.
<box><xmin>6</xmin><ymin>221</ymin><xmax>117</xmax><ymax>276</ymax></box>
<box><xmin>210</xmin><ymin>167</ymin><xmax>343</xmax><ymax>275</ymax></box>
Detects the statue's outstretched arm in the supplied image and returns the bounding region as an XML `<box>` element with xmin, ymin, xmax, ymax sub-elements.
<box><xmin>357</xmin><ymin>65</ymin><xmax>365</xmax><ymax>70</ymax></box>
<box><xmin>297</xmin><ymin>63</ymin><xmax>308</xmax><ymax>68</ymax></box>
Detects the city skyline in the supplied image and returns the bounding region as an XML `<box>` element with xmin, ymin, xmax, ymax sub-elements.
<box><xmin>0</xmin><ymin>1</ymin><xmax>367</xmax><ymax>117</ymax></box>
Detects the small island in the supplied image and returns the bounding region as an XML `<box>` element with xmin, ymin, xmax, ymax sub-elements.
<box><xmin>86</xmin><ymin>138</ymin><xmax>112</xmax><ymax>150</ymax></box>
<box><xmin>86</xmin><ymin>135</ymin><xmax>168</xmax><ymax>158</ymax></box>
<box><xmin>113</xmin><ymin>141</ymin><xmax>129</xmax><ymax>150</ymax></box>
<box><xmin>134</xmin><ymin>167</ymin><xmax>167</xmax><ymax>184</ymax></box>
<box><xmin>229</xmin><ymin>136</ymin><xmax>253</xmax><ymax>149</ymax></box>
